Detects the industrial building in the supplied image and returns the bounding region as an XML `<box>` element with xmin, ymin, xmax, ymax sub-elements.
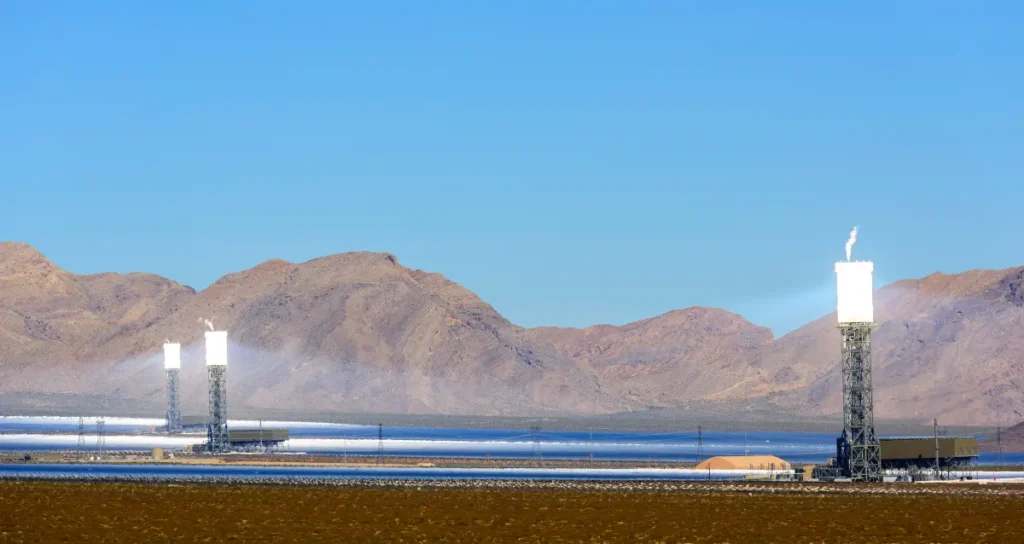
<box><xmin>228</xmin><ymin>429</ymin><xmax>290</xmax><ymax>448</ymax></box>
<box><xmin>879</xmin><ymin>436</ymin><xmax>979</xmax><ymax>469</ymax></box>
<box><xmin>180</xmin><ymin>415</ymin><xmax>209</xmax><ymax>431</ymax></box>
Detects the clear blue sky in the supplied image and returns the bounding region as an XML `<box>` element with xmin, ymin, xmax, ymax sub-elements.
<box><xmin>2</xmin><ymin>2</ymin><xmax>1022</xmax><ymax>336</ymax></box>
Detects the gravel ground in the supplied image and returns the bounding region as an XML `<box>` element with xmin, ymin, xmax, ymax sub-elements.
<box><xmin>2</xmin><ymin>472</ymin><xmax>1023</xmax><ymax>497</ymax></box>
<box><xmin>1</xmin><ymin>480</ymin><xmax>1022</xmax><ymax>543</ymax></box>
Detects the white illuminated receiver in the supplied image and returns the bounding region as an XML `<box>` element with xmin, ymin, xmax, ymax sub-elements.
<box><xmin>835</xmin><ymin>261</ymin><xmax>874</xmax><ymax>324</ymax></box>
<box><xmin>205</xmin><ymin>331</ymin><xmax>228</xmax><ymax>366</ymax></box>
<box><xmin>163</xmin><ymin>343</ymin><xmax>181</xmax><ymax>370</ymax></box>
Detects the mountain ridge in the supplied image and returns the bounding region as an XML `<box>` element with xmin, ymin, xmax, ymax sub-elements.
<box><xmin>1</xmin><ymin>241</ymin><xmax>1021</xmax><ymax>425</ymax></box>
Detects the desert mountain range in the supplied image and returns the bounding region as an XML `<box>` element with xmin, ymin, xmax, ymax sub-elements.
<box><xmin>0</xmin><ymin>241</ymin><xmax>1021</xmax><ymax>425</ymax></box>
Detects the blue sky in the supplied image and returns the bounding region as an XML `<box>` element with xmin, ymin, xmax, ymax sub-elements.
<box><xmin>2</xmin><ymin>2</ymin><xmax>1022</xmax><ymax>336</ymax></box>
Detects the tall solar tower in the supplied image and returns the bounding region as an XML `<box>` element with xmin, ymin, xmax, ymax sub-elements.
<box><xmin>205</xmin><ymin>330</ymin><xmax>229</xmax><ymax>453</ymax></box>
<box><xmin>164</xmin><ymin>342</ymin><xmax>182</xmax><ymax>433</ymax></box>
<box><xmin>835</xmin><ymin>259</ymin><xmax>882</xmax><ymax>482</ymax></box>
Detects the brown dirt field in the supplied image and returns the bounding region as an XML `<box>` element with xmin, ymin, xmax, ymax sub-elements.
<box><xmin>2</xmin><ymin>482</ymin><xmax>1023</xmax><ymax>543</ymax></box>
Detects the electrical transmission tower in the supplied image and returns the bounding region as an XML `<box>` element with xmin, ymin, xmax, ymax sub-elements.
<box><xmin>95</xmin><ymin>418</ymin><xmax>106</xmax><ymax>459</ymax></box>
<box><xmin>997</xmin><ymin>426</ymin><xmax>1003</xmax><ymax>466</ymax></box>
<box><xmin>76</xmin><ymin>416</ymin><xmax>86</xmax><ymax>460</ymax></box>
<box><xmin>588</xmin><ymin>430</ymin><xmax>594</xmax><ymax>463</ymax></box>
<box><xmin>377</xmin><ymin>423</ymin><xmax>384</xmax><ymax>465</ymax></box>
<box><xmin>697</xmin><ymin>425</ymin><xmax>704</xmax><ymax>463</ymax></box>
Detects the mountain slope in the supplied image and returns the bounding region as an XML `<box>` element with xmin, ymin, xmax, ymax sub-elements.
<box><xmin>1</xmin><ymin>241</ymin><xmax>1023</xmax><ymax>424</ymax></box>
<box><xmin>0</xmin><ymin>243</ymin><xmax>619</xmax><ymax>416</ymax></box>
<box><xmin>527</xmin><ymin>308</ymin><xmax>776</xmax><ymax>407</ymax></box>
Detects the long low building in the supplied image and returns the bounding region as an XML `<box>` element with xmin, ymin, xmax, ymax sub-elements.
<box><xmin>879</xmin><ymin>436</ymin><xmax>978</xmax><ymax>469</ymax></box>
<box><xmin>228</xmin><ymin>429</ymin><xmax>290</xmax><ymax>445</ymax></box>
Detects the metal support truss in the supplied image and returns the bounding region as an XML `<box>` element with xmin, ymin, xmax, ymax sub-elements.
<box><xmin>207</xmin><ymin>365</ymin><xmax>229</xmax><ymax>453</ymax></box>
<box><xmin>839</xmin><ymin>323</ymin><xmax>881</xmax><ymax>482</ymax></box>
<box><xmin>166</xmin><ymin>369</ymin><xmax>182</xmax><ymax>433</ymax></box>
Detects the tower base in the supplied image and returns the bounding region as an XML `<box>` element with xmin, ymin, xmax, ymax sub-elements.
<box><xmin>207</xmin><ymin>365</ymin><xmax>229</xmax><ymax>453</ymax></box>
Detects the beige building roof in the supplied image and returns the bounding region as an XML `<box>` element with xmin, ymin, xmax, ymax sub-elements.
<box><xmin>695</xmin><ymin>455</ymin><xmax>790</xmax><ymax>470</ymax></box>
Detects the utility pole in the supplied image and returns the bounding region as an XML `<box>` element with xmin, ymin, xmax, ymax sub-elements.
<box><xmin>588</xmin><ymin>430</ymin><xmax>594</xmax><ymax>463</ymax></box>
<box><xmin>997</xmin><ymin>426</ymin><xmax>1003</xmax><ymax>466</ymax></box>
<box><xmin>697</xmin><ymin>425</ymin><xmax>704</xmax><ymax>463</ymax></box>
<box><xmin>76</xmin><ymin>416</ymin><xmax>85</xmax><ymax>461</ymax></box>
<box><xmin>933</xmin><ymin>418</ymin><xmax>940</xmax><ymax>480</ymax></box>
<box><xmin>377</xmin><ymin>423</ymin><xmax>384</xmax><ymax>466</ymax></box>
<box><xmin>530</xmin><ymin>425</ymin><xmax>543</xmax><ymax>465</ymax></box>
<box><xmin>96</xmin><ymin>417</ymin><xmax>106</xmax><ymax>460</ymax></box>
<box><xmin>744</xmin><ymin>430</ymin><xmax>749</xmax><ymax>456</ymax></box>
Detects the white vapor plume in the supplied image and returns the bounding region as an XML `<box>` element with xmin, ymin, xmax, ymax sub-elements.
<box><xmin>845</xmin><ymin>226</ymin><xmax>859</xmax><ymax>261</ymax></box>
<box><xmin>197</xmin><ymin>317</ymin><xmax>215</xmax><ymax>331</ymax></box>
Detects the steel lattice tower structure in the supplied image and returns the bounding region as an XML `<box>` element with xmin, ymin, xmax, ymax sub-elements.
<box><xmin>205</xmin><ymin>331</ymin><xmax>229</xmax><ymax>453</ymax></box>
<box><xmin>164</xmin><ymin>343</ymin><xmax>182</xmax><ymax>433</ymax></box>
<box><xmin>697</xmin><ymin>425</ymin><xmax>704</xmax><ymax>463</ymax></box>
<box><xmin>95</xmin><ymin>418</ymin><xmax>106</xmax><ymax>458</ymax></box>
<box><xmin>530</xmin><ymin>425</ymin><xmax>543</xmax><ymax>462</ymax></box>
<box><xmin>76</xmin><ymin>416</ymin><xmax>86</xmax><ymax>460</ymax></box>
<box><xmin>838</xmin><ymin>322</ymin><xmax>881</xmax><ymax>481</ymax></box>
<box><xmin>835</xmin><ymin>259</ymin><xmax>881</xmax><ymax>482</ymax></box>
<box><xmin>997</xmin><ymin>426</ymin><xmax>1003</xmax><ymax>466</ymax></box>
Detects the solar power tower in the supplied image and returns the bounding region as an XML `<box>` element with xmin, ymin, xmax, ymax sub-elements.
<box><xmin>205</xmin><ymin>331</ymin><xmax>229</xmax><ymax>453</ymax></box>
<box><xmin>835</xmin><ymin>260</ymin><xmax>882</xmax><ymax>482</ymax></box>
<box><xmin>164</xmin><ymin>342</ymin><xmax>183</xmax><ymax>433</ymax></box>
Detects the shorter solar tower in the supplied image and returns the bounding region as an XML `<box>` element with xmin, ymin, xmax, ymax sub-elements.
<box><xmin>205</xmin><ymin>330</ymin><xmax>229</xmax><ymax>453</ymax></box>
<box><xmin>164</xmin><ymin>342</ymin><xmax>182</xmax><ymax>433</ymax></box>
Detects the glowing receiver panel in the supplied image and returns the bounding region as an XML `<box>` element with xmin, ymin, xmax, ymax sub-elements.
<box><xmin>205</xmin><ymin>331</ymin><xmax>228</xmax><ymax>366</ymax></box>
<box><xmin>835</xmin><ymin>261</ymin><xmax>874</xmax><ymax>323</ymax></box>
<box><xmin>163</xmin><ymin>343</ymin><xmax>181</xmax><ymax>370</ymax></box>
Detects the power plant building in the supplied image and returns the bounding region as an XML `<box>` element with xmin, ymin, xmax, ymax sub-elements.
<box><xmin>880</xmin><ymin>436</ymin><xmax>979</xmax><ymax>469</ymax></box>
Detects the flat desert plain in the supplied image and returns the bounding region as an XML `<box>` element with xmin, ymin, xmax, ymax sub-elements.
<box><xmin>1</xmin><ymin>481</ymin><xmax>1023</xmax><ymax>543</ymax></box>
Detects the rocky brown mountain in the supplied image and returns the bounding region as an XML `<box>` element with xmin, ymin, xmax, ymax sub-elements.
<box><xmin>0</xmin><ymin>242</ymin><xmax>618</xmax><ymax>417</ymax></box>
<box><xmin>1</xmin><ymin>241</ymin><xmax>1022</xmax><ymax>425</ymax></box>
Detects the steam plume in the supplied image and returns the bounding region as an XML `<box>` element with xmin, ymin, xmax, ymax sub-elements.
<box><xmin>197</xmin><ymin>317</ymin><xmax>215</xmax><ymax>331</ymax></box>
<box><xmin>845</xmin><ymin>226</ymin><xmax>859</xmax><ymax>261</ymax></box>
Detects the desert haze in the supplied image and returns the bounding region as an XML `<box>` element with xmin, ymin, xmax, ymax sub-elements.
<box><xmin>0</xmin><ymin>241</ymin><xmax>1021</xmax><ymax>425</ymax></box>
